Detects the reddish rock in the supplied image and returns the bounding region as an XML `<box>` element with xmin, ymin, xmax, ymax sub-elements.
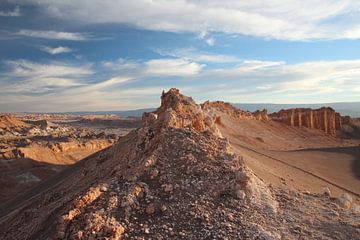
<box><xmin>201</xmin><ymin>101</ymin><xmax>269</xmax><ymax>121</ymax></box>
<box><xmin>270</xmin><ymin>107</ymin><xmax>342</xmax><ymax>135</ymax></box>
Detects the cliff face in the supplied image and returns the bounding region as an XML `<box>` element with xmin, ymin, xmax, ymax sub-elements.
<box><xmin>270</xmin><ymin>107</ymin><xmax>342</xmax><ymax>135</ymax></box>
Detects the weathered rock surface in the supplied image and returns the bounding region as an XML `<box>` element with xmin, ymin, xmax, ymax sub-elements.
<box><xmin>0</xmin><ymin>115</ymin><xmax>31</xmax><ymax>131</ymax></box>
<box><xmin>270</xmin><ymin>107</ymin><xmax>342</xmax><ymax>135</ymax></box>
<box><xmin>80</xmin><ymin>115</ymin><xmax>141</xmax><ymax>129</ymax></box>
<box><xmin>202</xmin><ymin>101</ymin><xmax>269</xmax><ymax>121</ymax></box>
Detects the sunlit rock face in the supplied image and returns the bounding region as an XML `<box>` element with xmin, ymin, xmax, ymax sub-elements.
<box><xmin>270</xmin><ymin>107</ymin><xmax>342</xmax><ymax>135</ymax></box>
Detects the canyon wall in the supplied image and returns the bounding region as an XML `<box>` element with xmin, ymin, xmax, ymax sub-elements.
<box><xmin>270</xmin><ymin>107</ymin><xmax>342</xmax><ymax>135</ymax></box>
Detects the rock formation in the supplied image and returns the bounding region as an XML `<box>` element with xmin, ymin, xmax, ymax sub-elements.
<box><xmin>270</xmin><ymin>107</ymin><xmax>342</xmax><ymax>135</ymax></box>
<box><xmin>80</xmin><ymin>115</ymin><xmax>141</xmax><ymax>128</ymax></box>
<box><xmin>0</xmin><ymin>115</ymin><xmax>31</xmax><ymax>130</ymax></box>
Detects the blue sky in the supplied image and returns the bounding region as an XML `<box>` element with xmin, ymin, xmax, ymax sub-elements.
<box><xmin>1</xmin><ymin>0</ymin><xmax>360</xmax><ymax>112</ymax></box>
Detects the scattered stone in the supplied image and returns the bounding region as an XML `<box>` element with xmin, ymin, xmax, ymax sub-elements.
<box><xmin>100</xmin><ymin>185</ymin><xmax>108</xmax><ymax>192</ymax></box>
<box><xmin>146</xmin><ymin>203</ymin><xmax>156</xmax><ymax>214</ymax></box>
<box><xmin>235</xmin><ymin>189</ymin><xmax>246</xmax><ymax>200</ymax></box>
<box><xmin>150</xmin><ymin>168</ymin><xmax>159</xmax><ymax>179</ymax></box>
<box><xmin>163</xmin><ymin>184</ymin><xmax>173</xmax><ymax>192</ymax></box>
<box><xmin>323</xmin><ymin>187</ymin><xmax>331</xmax><ymax>196</ymax></box>
<box><xmin>338</xmin><ymin>193</ymin><xmax>353</xmax><ymax>209</ymax></box>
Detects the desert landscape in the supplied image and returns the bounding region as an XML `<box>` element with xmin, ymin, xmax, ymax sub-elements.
<box><xmin>0</xmin><ymin>114</ymin><xmax>140</xmax><ymax>202</ymax></box>
<box><xmin>0</xmin><ymin>89</ymin><xmax>359</xmax><ymax>239</ymax></box>
<box><xmin>1</xmin><ymin>1</ymin><xmax>360</xmax><ymax>239</ymax></box>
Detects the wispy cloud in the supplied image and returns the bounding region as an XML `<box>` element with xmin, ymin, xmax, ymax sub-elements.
<box><xmin>155</xmin><ymin>47</ymin><xmax>239</xmax><ymax>63</ymax></box>
<box><xmin>16</xmin><ymin>30</ymin><xmax>91</xmax><ymax>41</ymax></box>
<box><xmin>18</xmin><ymin>0</ymin><xmax>360</xmax><ymax>41</ymax></box>
<box><xmin>103</xmin><ymin>57</ymin><xmax>204</xmax><ymax>77</ymax></box>
<box><xmin>145</xmin><ymin>58</ymin><xmax>204</xmax><ymax>76</ymax></box>
<box><xmin>0</xmin><ymin>6</ymin><xmax>21</xmax><ymax>17</ymax></box>
<box><xmin>39</xmin><ymin>46</ymin><xmax>74</xmax><ymax>55</ymax></box>
<box><xmin>1</xmin><ymin>60</ymin><xmax>93</xmax><ymax>93</ymax></box>
<box><xmin>198</xmin><ymin>31</ymin><xmax>216</xmax><ymax>46</ymax></box>
<box><xmin>102</xmin><ymin>58</ymin><xmax>140</xmax><ymax>71</ymax></box>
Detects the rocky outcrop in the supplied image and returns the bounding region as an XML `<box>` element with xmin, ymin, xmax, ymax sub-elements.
<box><xmin>270</xmin><ymin>107</ymin><xmax>342</xmax><ymax>135</ymax></box>
<box><xmin>201</xmin><ymin>101</ymin><xmax>269</xmax><ymax>121</ymax></box>
<box><xmin>252</xmin><ymin>109</ymin><xmax>270</xmax><ymax>121</ymax></box>
<box><xmin>80</xmin><ymin>115</ymin><xmax>141</xmax><ymax>128</ymax></box>
<box><xmin>27</xmin><ymin>120</ymin><xmax>58</xmax><ymax>130</ymax></box>
<box><xmin>0</xmin><ymin>115</ymin><xmax>31</xmax><ymax>130</ymax></box>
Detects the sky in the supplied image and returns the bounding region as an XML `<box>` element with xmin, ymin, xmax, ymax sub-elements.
<box><xmin>1</xmin><ymin>0</ymin><xmax>360</xmax><ymax>112</ymax></box>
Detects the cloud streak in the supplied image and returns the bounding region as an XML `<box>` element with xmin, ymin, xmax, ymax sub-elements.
<box><xmin>39</xmin><ymin>46</ymin><xmax>74</xmax><ymax>54</ymax></box>
<box><xmin>0</xmin><ymin>6</ymin><xmax>21</xmax><ymax>17</ymax></box>
<box><xmin>145</xmin><ymin>58</ymin><xmax>204</xmax><ymax>76</ymax></box>
<box><xmin>155</xmin><ymin>48</ymin><xmax>239</xmax><ymax>63</ymax></box>
<box><xmin>103</xmin><ymin>58</ymin><xmax>204</xmax><ymax>77</ymax></box>
<box><xmin>1</xmin><ymin>60</ymin><xmax>93</xmax><ymax>94</ymax></box>
<box><xmin>16</xmin><ymin>30</ymin><xmax>91</xmax><ymax>41</ymax></box>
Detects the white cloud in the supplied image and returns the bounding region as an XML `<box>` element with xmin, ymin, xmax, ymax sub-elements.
<box><xmin>1</xmin><ymin>60</ymin><xmax>93</xmax><ymax>93</ymax></box>
<box><xmin>39</xmin><ymin>46</ymin><xmax>74</xmax><ymax>54</ymax></box>
<box><xmin>206</xmin><ymin>37</ymin><xmax>215</xmax><ymax>46</ymax></box>
<box><xmin>145</xmin><ymin>58</ymin><xmax>204</xmax><ymax>76</ymax></box>
<box><xmin>102</xmin><ymin>58</ymin><xmax>140</xmax><ymax>71</ymax></box>
<box><xmin>74</xmin><ymin>76</ymin><xmax>133</xmax><ymax>93</ymax></box>
<box><xmin>198</xmin><ymin>31</ymin><xmax>216</xmax><ymax>46</ymax></box>
<box><xmin>0</xmin><ymin>6</ymin><xmax>21</xmax><ymax>17</ymax></box>
<box><xmin>17</xmin><ymin>0</ymin><xmax>360</xmax><ymax>41</ymax></box>
<box><xmin>16</xmin><ymin>30</ymin><xmax>90</xmax><ymax>41</ymax></box>
<box><xmin>103</xmin><ymin>57</ymin><xmax>204</xmax><ymax>77</ymax></box>
<box><xmin>155</xmin><ymin>48</ymin><xmax>239</xmax><ymax>63</ymax></box>
<box><xmin>6</xmin><ymin>60</ymin><xmax>92</xmax><ymax>78</ymax></box>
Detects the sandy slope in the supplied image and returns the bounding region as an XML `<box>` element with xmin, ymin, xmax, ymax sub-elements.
<box><xmin>214</xmin><ymin>108</ymin><xmax>360</xmax><ymax>201</ymax></box>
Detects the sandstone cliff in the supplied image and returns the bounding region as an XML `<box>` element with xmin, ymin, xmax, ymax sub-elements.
<box><xmin>270</xmin><ymin>107</ymin><xmax>342</xmax><ymax>135</ymax></box>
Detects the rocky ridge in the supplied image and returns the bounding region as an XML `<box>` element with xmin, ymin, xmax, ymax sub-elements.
<box><xmin>0</xmin><ymin>115</ymin><xmax>31</xmax><ymax>131</ymax></box>
<box><xmin>0</xmin><ymin>89</ymin><xmax>359</xmax><ymax>239</ymax></box>
<box><xmin>202</xmin><ymin>101</ymin><xmax>269</xmax><ymax>121</ymax></box>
